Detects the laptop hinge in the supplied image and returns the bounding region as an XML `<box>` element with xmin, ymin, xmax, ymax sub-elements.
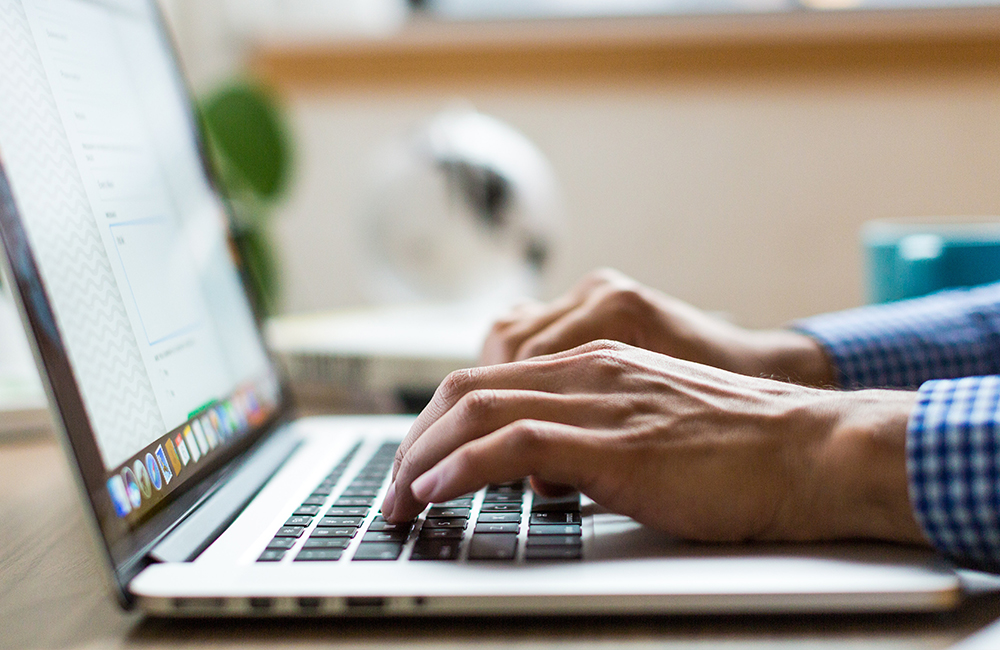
<box><xmin>149</xmin><ymin>429</ymin><xmax>302</xmax><ymax>563</ymax></box>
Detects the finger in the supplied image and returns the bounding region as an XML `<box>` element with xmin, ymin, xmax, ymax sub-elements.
<box><xmin>387</xmin><ymin>389</ymin><xmax>619</xmax><ymax>521</ymax></box>
<box><xmin>480</xmin><ymin>294</ymin><xmax>584</xmax><ymax>366</ymax></box>
<box><xmin>409</xmin><ymin>420</ymin><xmax>598</xmax><ymax>507</ymax></box>
<box><xmin>392</xmin><ymin>339</ymin><xmax>635</xmax><ymax>485</ymax></box>
<box><xmin>512</xmin><ymin>290</ymin><xmax>621</xmax><ymax>361</ymax></box>
<box><xmin>479</xmin><ymin>272</ymin><xmax>613</xmax><ymax>366</ymax></box>
<box><xmin>393</xmin><ymin>354</ymin><xmax>588</xmax><ymax>480</ymax></box>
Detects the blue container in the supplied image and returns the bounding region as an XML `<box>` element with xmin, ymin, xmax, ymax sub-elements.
<box><xmin>863</xmin><ymin>218</ymin><xmax>1000</xmax><ymax>304</ymax></box>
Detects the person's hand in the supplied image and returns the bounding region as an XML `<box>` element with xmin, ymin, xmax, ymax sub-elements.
<box><xmin>382</xmin><ymin>340</ymin><xmax>925</xmax><ymax>546</ymax></box>
<box><xmin>480</xmin><ymin>268</ymin><xmax>836</xmax><ymax>388</ymax></box>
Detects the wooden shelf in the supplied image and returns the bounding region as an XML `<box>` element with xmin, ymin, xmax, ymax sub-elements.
<box><xmin>251</xmin><ymin>8</ymin><xmax>1000</xmax><ymax>91</ymax></box>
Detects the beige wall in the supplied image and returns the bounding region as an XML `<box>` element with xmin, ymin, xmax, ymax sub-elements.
<box><xmin>163</xmin><ymin>1</ymin><xmax>1000</xmax><ymax>329</ymax></box>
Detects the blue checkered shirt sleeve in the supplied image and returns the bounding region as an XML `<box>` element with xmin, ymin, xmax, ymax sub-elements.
<box><xmin>795</xmin><ymin>283</ymin><xmax>1000</xmax><ymax>569</ymax></box>
<box><xmin>907</xmin><ymin>377</ymin><xmax>1000</xmax><ymax>569</ymax></box>
<box><xmin>794</xmin><ymin>283</ymin><xmax>1000</xmax><ymax>390</ymax></box>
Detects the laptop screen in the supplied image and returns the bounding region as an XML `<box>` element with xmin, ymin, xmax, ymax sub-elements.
<box><xmin>0</xmin><ymin>0</ymin><xmax>284</xmax><ymax>579</ymax></box>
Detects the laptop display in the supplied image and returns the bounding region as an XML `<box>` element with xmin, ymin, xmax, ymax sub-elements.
<box><xmin>0</xmin><ymin>0</ymin><xmax>283</xmax><ymax>584</ymax></box>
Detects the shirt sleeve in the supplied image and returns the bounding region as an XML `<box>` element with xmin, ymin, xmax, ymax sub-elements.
<box><xmin>908</xmin><ymin>376</ymin><xmax>1000</xmax><ymax>570</ymax></box>
<box><xmin>793</xmin><ymin>282</ymin><xmax>1000</xmax><ymax>389</ymax></box>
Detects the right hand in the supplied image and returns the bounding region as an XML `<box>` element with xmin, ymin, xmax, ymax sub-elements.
<box><xmin>385</xmin><ymin>340</ymin><xmax>924</xmax><ymax>546</ymax></box>
<box><xmin>480</xmin><ymin>268</ymin><xmax>836</xmax><ymax>387</ymax></box>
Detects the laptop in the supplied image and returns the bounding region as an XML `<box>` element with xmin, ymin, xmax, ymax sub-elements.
<box><xmin>0</xmin><ymin>0</ymin><xmax>962</xmax><ymax>617</ymax></box>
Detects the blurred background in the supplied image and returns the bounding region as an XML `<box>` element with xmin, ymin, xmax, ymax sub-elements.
<box><xmin>159</xmin><ymin>0</ymin><xmax>1000</xmax><ymax>329</ymax></box>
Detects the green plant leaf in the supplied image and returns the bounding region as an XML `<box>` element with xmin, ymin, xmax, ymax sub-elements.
<box><xmin>201</xmin><ymin>81</ymin><xmax>291</xmax><ymax>201</ymax></box>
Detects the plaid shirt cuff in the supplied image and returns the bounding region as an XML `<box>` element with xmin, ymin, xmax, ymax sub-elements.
<box><xmin>793</xmin><ymin>283</ymin><xmax>1000</xmax><ymax>389</ymax></box>
<box><xmin>908</xmin><ymin>376</ymin><xmax>1000</xmax><ymax>569</ymax></box>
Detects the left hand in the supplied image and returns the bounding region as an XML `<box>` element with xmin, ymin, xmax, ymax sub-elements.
<box><xmin>381</xmin><ymin>340</ymin><xmax>924</xmax><ymax>545</ymax></box>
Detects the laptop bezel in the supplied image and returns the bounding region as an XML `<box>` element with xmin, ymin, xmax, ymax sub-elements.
<box><xmin>0</xmin><ymin>0</ymin><xmax>296</xmax><ymax>606</ymax></box>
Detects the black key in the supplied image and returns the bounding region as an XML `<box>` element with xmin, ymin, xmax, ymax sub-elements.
<box><xmin>526</xmin><ymin>546</ymin><xmax>582</xmax><ymax>561</ymax></box>
<box><xmin>528</xmin><ymin>524</ymin><xmax>582</xmax><ymax>536</ymax></box>
<box><xmin>427</xmin><ymin>507</ymin><xmax>471</xmax><ymax>518</ymax></box>
<box><xmin>325</xmin><ymin>506</ymin><xmax>369</xmax><ymax>517</ymax></box>
<box><xmin>474</xmin><ymin>523</ymin><xmax>520</xmax><ymax>534</ymax></box>
<box><xmin>334</xmin><ymin>497</ymin><xmax>374</xmax><ymax>507</ymax></box>
<box><xmin>294</xmin><ymin>505</ymin><xmax>322</xmax><ymax>516</ymax></box>
<box><xmin>309</xmin><ymin>527</ymin><xmax>356</xmax><ymax>538</ymax></box>
<box><xmin>303</xmin><ymin>537</ymin><xmax>351</xmax><ymax>549</ymax></box>
<box><xmin>479</xmin><ymin>503</ymin><xmax>521</xmax><ymax>513</ymax></box>
<box><xmin>284</xmin><ymin>516</ymin><xmax>314</xmax><ymax>527</ymax></box>
<box><xmin>526</xmin><ymin>535</ymin><xmax>583</xmax><ymax>547</ymax></box>
<box><xmin>530</xmin><ymin>512</ymin><xmax>581</xmax><ymax>525</ymax></box>
<box><xmin>419</xmin><ymin>527</ymin><xmax>464</xmax><ymax>540</ymax></box>
<box><xmin>295</xmin><ymin>549</ymin><xmax>344</xmax><ymax>562</ymax></box>
<box><xmin>368</xmin><ymin>517</ymin><xmax>412</xmax><ymax>533</ymax></box>
<box><xmin>301</xmin><ymin>495</ymin><xmax>327</xmax><ymax>506</ymax></box>
<box><xmin>341</xmin><ymin>487</ymin><xmax>380</xmax><ymax>497</ymax></box>
<box><xmin>363</xmin><ymin>530</ymin><xmax>409</xmax><ymax>543</ymax></box>
<box><xmin>411</xmin><ymin>540</ymin><xmax>461</xmax><ymax>561</ymax></box>
<box><xmin>352</xmin><ymin>542</ymin><xmax>403</xmax><ymax>561</ymax></box>
<box><xmin>311</xmin><ymin>486</ymin><xmax>333</xmax><ymax>496</ymax></box>
<box><xmin>468</xmin><ymin>534</ymin><xmax>518</xmax><ymax>560</ymax></box>
<box><xmin>275</xmin><ymin>526</ymin><xmax>305</xmax><ymax>537</ymax></box>
<box><xmin>531</xmin><ymin>493</ymin><xmax>580</xmax><ymax>512</ymax></box>
<box><xmin>258</xmin><ymin>549</ymin><xmax>286</xmax><ymax>562</ymax></box>
<box><xmin>422</xmin><ymin>518</ymin><xmax>467</xmax><ymax>529</ymax></box>
<box><xmin>317</xmin><ymin>516</ymin><xmax>365</xmax><ymax>527</ymax></box>
<box><xmin>266</xmin><ymin>537</ymin><xmax>297</xmax><ymax>550</ymax></box>
<box><xmin>481</xmin><ymin>494</ymin><xmax>522</xmax><ymax>504</ymax></box>
<box><xmin>477</xmin><ymin>513</ymin><xmax>520</xmax><ymax>523</ymax></box>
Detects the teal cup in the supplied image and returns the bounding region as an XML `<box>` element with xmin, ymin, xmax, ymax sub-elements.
<box><xmin>862</xmin><ymin>217</ymin><xmax>1000</xmax><ymax>304</ymax></box>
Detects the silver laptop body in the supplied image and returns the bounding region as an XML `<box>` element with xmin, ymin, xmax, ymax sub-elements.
<box><xmin>0</xmin><ymin>0</ymin><xmax>960</xmax><ymax>617</ymax></box>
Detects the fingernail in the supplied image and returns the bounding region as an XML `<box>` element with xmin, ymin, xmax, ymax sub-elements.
<box><xmin>411</xmin><ymin>469</ymin><xmax>440</xmax><ymax>502</ymax></box>
<box><xmin>381</xmin><ymin>482</ymin><xmax>396</xmax><ymax>518</ymax></box>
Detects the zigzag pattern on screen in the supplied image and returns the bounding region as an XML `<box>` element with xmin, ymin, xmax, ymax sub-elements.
<box><xmin>0</xmin><ymin>0</ymin><xmax>165</xmax><ymax>468</ymax></box>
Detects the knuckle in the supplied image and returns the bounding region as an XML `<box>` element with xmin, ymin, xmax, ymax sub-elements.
<box><xmin>506</xmin><ymin>419</ymin><xmax>547</xmax><ymax>454</ymax></box>
<box><xmin>584</xmin><ymin>338</ymin><xmax>626</xmax><ymax>355</ymax></box>
<box><xmin>459</xmin><ymin>389</ymin><xmax>498</xmax><ymax>421</ymax></box>
<box><xmin>395</xmin><ymin>448</ymin><xmax>421</xmax><ymax>483</ymax></box>
<box><xmin>439</xmin><ymin>367</ymin><xmax>481</xmax><ymax>402</ymax></box>
<box><xmin>580</xmin><ymin>342</ymin><xmax>632</xmax><ymax>374</ymax></box>
<box><xmin>597</xmin><ymin>284</ymin><xmax>652</xmax><ymax>320</ymax></box>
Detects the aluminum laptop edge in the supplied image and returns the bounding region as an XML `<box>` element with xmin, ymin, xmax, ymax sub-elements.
<box><xmin>0</xmin><ymin>0</ymin><xmax>960</xmax><ymax>618</ymax></box>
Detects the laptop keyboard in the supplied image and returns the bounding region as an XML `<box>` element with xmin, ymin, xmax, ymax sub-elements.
<box><xmin>257</xmin><ymin>442</ymin><xmax>583</xmax><ymax>563</ymax></box>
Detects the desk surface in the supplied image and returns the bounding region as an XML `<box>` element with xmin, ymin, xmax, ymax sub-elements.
<box><xmin>3</xmin><ymin>436</ymin><xmax>1000</xmax><ymax>650</ymax></box>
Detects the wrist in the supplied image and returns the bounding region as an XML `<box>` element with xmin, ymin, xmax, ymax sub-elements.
<box><xmin>744</xmin><ymin>329</ymin><xmax>838</xmax><ymax>388</ymax></box>
<box><xmin>793</xmin><ymin>390</ymin><xmax>927</xmax><ymax>544</ymax></box>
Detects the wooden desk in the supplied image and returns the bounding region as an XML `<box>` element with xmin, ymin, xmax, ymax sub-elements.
<box><xmin>4</xmin><ymin>436</ymin><xmax>1000</xmax><ymax>649</ymax></box>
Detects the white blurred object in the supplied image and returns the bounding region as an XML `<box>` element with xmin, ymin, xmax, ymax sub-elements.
<box><xmin>361</xmin><ymin>109</ymin><xmax>563</xmax><ymax>306</ymax></box>
<box><xmin>223</xmin><ymin>0</ymin><xmax>408</xmax><ymax>41</ymax></box>
<box><xmin>0</xmin><ymin>284</ymin><xmax>49</xmax><ymax>439</ymax></box>
<box><xmin>267</xmin><ymin>301</ymin><xmax>501</xmax><ymax>405</ymax></box>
